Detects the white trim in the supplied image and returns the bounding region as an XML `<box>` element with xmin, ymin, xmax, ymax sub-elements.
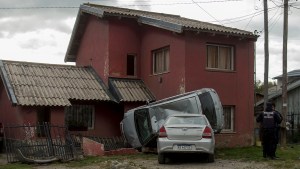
<box><xmin>222</xmin><ymin>106</ymin><xmax>234</xmax><ymax>132</ymax></box>
<box><xmin>206</xmin><ymin>44</ymin><xmax>234</xmax><ymax>71</ymax></box>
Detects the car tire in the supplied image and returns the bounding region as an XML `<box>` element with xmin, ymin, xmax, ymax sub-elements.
<box><xmin>207</xmin><ymin>153</ymin><xmax>215</xmax><ymax>163</ymax></box>
<box><xmin>158</xmin><ymin>153</ymin><xmax>166</xmax><ymax>164</ymax></box>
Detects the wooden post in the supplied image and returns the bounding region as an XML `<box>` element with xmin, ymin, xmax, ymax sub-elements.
<box><xmin>263</xmin><ymin>0</ymin><xmax>269</xmax><ymax>109</ymax></box>
<box><xmin>281</xmin><ymin>0</ymin><xmax>289</xmax><ymax>146</ymax></box>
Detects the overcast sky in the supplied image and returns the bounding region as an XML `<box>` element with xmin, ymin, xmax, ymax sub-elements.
<box><xmin>0</xmin><ymin>0</ymin><xmax>300</xmax><ymax>82</ymax></box>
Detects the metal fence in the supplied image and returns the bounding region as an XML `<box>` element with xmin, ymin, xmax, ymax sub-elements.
<box><xmin>3</xmin><ymin>123</ymin><xmax>79</xmax><ymax>163</ymax></box>
<box><xmin>286</xmin><ymin>112</ymin><xmax>300</xmax><ymax>143</ymax></box>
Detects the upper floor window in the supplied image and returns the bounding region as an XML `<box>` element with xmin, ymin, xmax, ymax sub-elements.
<box><xmin>127</xmin><ymin>54</ymin><xmax>136</xmax><ymax>76</ymax></box>
<box><xmin>222</xmin><ymin>106</ymin><xmax>235</xmax><ymax>132</ymax></box>
<box><xmin>152</xmin><ymin>47</ymin><xmax>169</xmax><ymax>74</ymax></box>
<box><xmin>207</xmin><ymin>44</ymin><xmax>234</xmax><ymax>71</ymax></box>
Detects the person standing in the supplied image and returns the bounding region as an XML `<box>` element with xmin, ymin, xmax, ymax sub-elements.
<box><xmin>256</xmin><ymin>102</ymin><xmax>281</xmax><ymax>159</ymax></box>
<box><xmin>272</xmin><ymin>103</ymin><xmax>282</xmax><ymax>158</ymax></box>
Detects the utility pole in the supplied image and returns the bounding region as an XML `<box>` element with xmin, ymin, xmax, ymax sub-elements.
<box><xmin>263</xmin><ymin>0</ymin><xmax>269</xmax><ymax>109</ymax></box>
<box><xmin>281</xmin><ymin>0</ymin><xmax>289</xmax><ymax>146</ymax></box>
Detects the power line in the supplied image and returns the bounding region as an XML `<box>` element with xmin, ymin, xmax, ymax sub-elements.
<box><xmin>191</xmin><ymin>0</ymin><xmax>223</xmax><ymax>25</ymax></box>
<box><xmin>209</xmin><ymin>5</ymin><xmax>279</xmax><ymax>24</ymax></box>
<box><xmin>0</xmin><ymin>0</ymin><xmax>243</xmax><ymax>10</ymax></box>
<box><xmin>88</xmin><ymin>0</ymin><xmax>243</xmax><ymax>3</ymax></box>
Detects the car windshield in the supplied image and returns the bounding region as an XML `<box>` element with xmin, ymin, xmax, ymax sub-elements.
<box><xmin>167</xmin><ymin>116</ymin><xmax>207</xmax><ymax>125</ymax></box>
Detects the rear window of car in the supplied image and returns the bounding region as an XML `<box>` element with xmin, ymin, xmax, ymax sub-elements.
<box><xmin>167</xmin><ymin>116</ymin><xmax>207</xmax><ymax>125</ymax></box>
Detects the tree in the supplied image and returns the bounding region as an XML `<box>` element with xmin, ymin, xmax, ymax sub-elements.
<box><xmin>255</xmin><ymin>80</ymin><xmax>277</xmax><ymax>94</ymax></box>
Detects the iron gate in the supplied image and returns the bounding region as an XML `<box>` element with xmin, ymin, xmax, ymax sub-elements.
<box><xmin>3</xmin><ymin>123</ymin><xmax>79</xmax><ymax>163</ymax></box>
<box><xmin>287</xmin><ymin>112</ymin><xmax>300</xmax><ymax>143</ymax></box>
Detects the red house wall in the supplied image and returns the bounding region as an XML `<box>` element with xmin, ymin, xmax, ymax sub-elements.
<box><xmin>76</xmin><ymin>16</ymin><xmax>142</xmax><ymax>84</ymax></box>
<box><xmin>0</xmin><ymin>81</ymin><xmax>66</xmax><ymax>126</ymax></box>
<box><xmin>76</xmin><ymin>16</ymin><xmax>110</xmax><ymax>84</ymax></box>
<box><xmin>74</xmin><ymin>102</ymin><xmax>123</xmax><ymax>137</ymax></box>
<box><xmin>138</xmin><ymin>28</ymin><xmax>254</xmax><ymax>147</ymax></box>
<box><xmin>50</xmin><ymin>107</ymin><xmax>65</xmax><ymax>125</ymax></box>
<box><xmin>0</xmin><ymin>81</ymin><xmax>24</xmax><ymax>125</ymax></box>
<box><xmin>108</xmin><ymin>18</ymin><xmax>141</xmax><ymax>78</ymax></box>
<box><xmin>140</xmin><ymin>26</ymin><xmax>186</xmax><ymax>99</ymax></box>
<box><xmin>184</xmin><ymin>32</ymin><xmax>255</xmax><ymax>147</ymax></box>
<box><xmin>94</xmin><ymin>103</ymin><xmax>123</xmax><ymax>136</ymax></box>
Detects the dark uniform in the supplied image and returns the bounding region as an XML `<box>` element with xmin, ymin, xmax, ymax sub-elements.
<box><xmin>273</xmin><ymin>110</ymin><xmax>282</xmax><ymax>157</ymax></box>
<box><xmin>256</xmin><ymin>102</ymin><xmax>281</xmax><ymax>159</ymax></box>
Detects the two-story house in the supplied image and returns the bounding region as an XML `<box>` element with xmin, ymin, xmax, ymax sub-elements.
<box><xmin>64</xmin><ymin>4</ymin><xmax>258</xmax><ymax>147</ymax></box>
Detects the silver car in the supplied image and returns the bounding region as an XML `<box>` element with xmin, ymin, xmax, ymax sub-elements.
<box><xmin>157</xmin><ymin>114</ymin><xmax>215</xmax><ymax>164</ymax></box>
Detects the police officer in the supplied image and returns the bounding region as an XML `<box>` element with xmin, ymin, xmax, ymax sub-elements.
<box><xmin>272</xmin><ymin>103</ymin><xmax>282</xmax><ymax>158</ymax></box>
<box><xmin>256</xmin><ymin>102</ymin><xmax>281</xmax><ymax>159</ymax></box>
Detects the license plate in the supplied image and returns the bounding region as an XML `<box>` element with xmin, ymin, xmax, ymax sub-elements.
<box><xmin>177</xmin><ymin>145</ymin><xmax>192</xmax><ymax>150</ymax></box>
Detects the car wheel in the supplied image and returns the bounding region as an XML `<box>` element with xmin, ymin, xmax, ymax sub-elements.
<box><xmin>207</xmin><ymin>153</ymin><xmax>215</xmax><ymax>163</ymax></box>
<box><xmin>158</xmin><ymin>153</ymin><xmax>166</xmax><ymax>164</ymax></box>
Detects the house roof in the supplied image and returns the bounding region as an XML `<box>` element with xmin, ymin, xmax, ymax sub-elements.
<box><xmin>273</xmin><ymin>69</ymin><xmax>300</xmax><ymax>79</ymax></box>
<box><xmin>255</xmin><ymin>79</ymin><xmax>300</xmax><ymax>106</ymax></box>
<box><xmin>108</xmin><ymin>77</ymin><xmax>156</xmax><ymax>102</ymax></box>
<box><xmin>65</xmin><ymin>4</ymin><xmax>258</xmax><ymax>62</ymax></box>
<box><xmin>0</xmin><ymin>60</ymin><xmax>115</xmax><ymax>106</ymax></box>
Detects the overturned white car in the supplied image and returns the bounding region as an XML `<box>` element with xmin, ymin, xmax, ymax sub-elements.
<box><xmin>120</xmin><ymin>88</ymin><xmax>224</xmax><ymax>149</ymax></box>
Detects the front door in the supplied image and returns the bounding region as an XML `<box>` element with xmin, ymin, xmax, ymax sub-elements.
<box><xmin>37</xmin><ymin>107</ymin><xmax>50</xmax><ymax>137</ymax></box>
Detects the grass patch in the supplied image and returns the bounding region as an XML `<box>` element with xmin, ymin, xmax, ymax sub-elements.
<box><xmin>66</xmin><ymin>153</ymin><xmax>156</xmax><ymax>168</ymax></box>
<box><xmin>216</xmin><ymin>146</ymin><xmax>263</xmax><ymax>161</ymax></box>
<box><xmin>0</xmin><ymin>163</ymin><xmax>33</xmax><ymax>169</ymax></box>
<box><xmin>216</xmin><ymin>144</ymin><xmax>300</xmax><ymax>161</ymax></box>
<box><xmin>216</xmin><ymin>144</ymin><xmax>300</xmax><ymax>169</ymax></box>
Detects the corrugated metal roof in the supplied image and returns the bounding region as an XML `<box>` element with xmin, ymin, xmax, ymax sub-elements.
<box><xmin>255</xmin><ymin>79</ymin><xmax>300</xmax><ymax>106</ymax></box>
<box><xmin>109</xmin><ymin>78</ymin><xmax>156</xmax><ymax>102</ymax></box>
<box><xmin>273</xmin><ymin>69</ymin><xmax>300</xmax><ymax>79</ymax></box>
<box><xmin>86</xmin><ymin>4</ymin><xmax>256</xmax><ymax>36</ymax></box>
<box><xmin>65</xmin><ymin>4</ymin><xmax>258</xmax><ymax>62</ymax></box>
<box><xmin>0</xmin><ymin>60</ymin><xmax>115</xmax><ymax>106</ymax></box>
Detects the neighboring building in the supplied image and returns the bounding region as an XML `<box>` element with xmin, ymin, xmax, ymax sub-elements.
<box><xmin>255</xmin><ymin>93</ymin><xmax>264</xmax><ymax>104</ymax></box>
<box><xmin>256</xmin><ymin>70</ymin><xmax>300</xmax><ymax>116</ymax></box>
<box><xmin>0</xmin><ymin>61</ymin><xmax>155</xmax><ymax>137</ymax></box>
<box><xmin>64</xmin><ymin>4</ymin><xmax>258</xmax><ymax>147</ymax></box>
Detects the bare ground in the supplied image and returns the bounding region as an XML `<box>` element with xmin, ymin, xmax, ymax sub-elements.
<box><xmin>33</xmin><ymin>158</ymin><xmax>272</xmax><ymax>169</ymax></box>
<box><xmin>0</xmin><ymin>153</ymin><xmax>274</xmax><ymax>169</ymax></box>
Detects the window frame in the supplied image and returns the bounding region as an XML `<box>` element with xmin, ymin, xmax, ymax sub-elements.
<box><xmin>152</xmin><ymin>46</ymin><xmax>170</xmax><ymax>75</ymax></box>
<box><xmin>206</xmin><ymin>44</ymin><xmax>234</xmax><ymax>71</ymax></box>
<box><xmin>65</xmin><ymin>105</ymin><xmax>95</xmax><ymax>130</ymax></box>
<box><xmin>126</xmin><ymin>54</ymin><xmax>136</xmax><ymax>77</ymax></box>
<box><xmin>222</xmin><ymin>105</ymin><xmax>235</xmax><ymax>133</ymax></box>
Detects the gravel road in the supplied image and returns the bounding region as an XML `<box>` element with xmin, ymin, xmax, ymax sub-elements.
<box><xmin>0</xmin><ymin>153</ymin><xmax>274</xmax><ymax>169</ymax></box>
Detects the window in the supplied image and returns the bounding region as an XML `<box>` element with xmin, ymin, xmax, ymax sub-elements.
<box><xmin>207</xmin><ymin>44</ymin><xmax>234</xmax><ymax>70</ymax></box>
<box><xmin>127</xmin><ymin>54</ymin><xmax>136</xmax><ymax>76</ymax></box>
<box><xmin>222</xmin><ymin>106</ymin><xmax>234</xmax><ymax>132</ymax></box>
<box><xmin>65</xmin><ymin>105</ymin><xmax>95</xmax><ymax>130</ymax></box>
<box><xmin>152</xmin><ymin>47</ymin><xmax>169</xmax><ymax>74</ymax></box>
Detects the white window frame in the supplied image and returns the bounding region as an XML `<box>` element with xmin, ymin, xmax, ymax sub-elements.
<box><xmin>152</xmin><ymin>47</ymin><xmax>170</xmax><ymax>75</ymax></box>
<box><xmin>207</xmin><ymin>44</ymin><xmax>234</xmax><ymax>71</ymax></box>
<box><xmin>65</xmin><ymin>105</ymin><xmax>95</xmax><ymax>130</ymax></box>
<box><xmin>222</xmin><ymin>106</ymin><xmax>234</xmax><ymax>132</ymax></box>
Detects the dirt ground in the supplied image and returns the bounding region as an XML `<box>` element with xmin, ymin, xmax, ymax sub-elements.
<box><xmin>0</xmin><ymin>153</ymin><xmax>273</xmax><ymax>169</ymax></box>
